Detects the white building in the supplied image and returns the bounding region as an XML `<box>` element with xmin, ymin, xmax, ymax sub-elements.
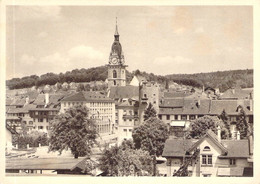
<box><xmin>60</xmin><ymin>91</ymin><xmax>116</xmax><ymax>135</ymax></box>
<box><xmin>162</xmin><ymin>129</ymin><xmax>253</xmax><ymax>177</ymax></box>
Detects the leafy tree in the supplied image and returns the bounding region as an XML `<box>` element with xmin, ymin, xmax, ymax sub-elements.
<box><xmin>188</xmin><ymin>115</ymin><xmax>229</xmax><ymax>139</ymax></box>
<box><xmin>76</xmin><ymin>83</ymin><xmax>85</xmax><ymax>92</ymax></box>
<box><xmin>98</xmin><ymin>140</ymin><xmax>153</xmax><ymax>176</ymax></box>
<box><xmin>132</xmin><ymin>117</ymin><xmax>169</xmax><ymax>176</ymax></box>
<box><xmin>219</xmin><ymin>109</ymin><xmax>231</xmax><ymax>138</ymax></box>
<box><xmin>12</xmin><ymin>130</ymin><xmax>49</xmax><ymax>149</ymax></box>
<box><xmin>49</xmin><ymin>105</ymin><xmax>99</xmax><ymax>158</ymax></box>
<box><xmin>143</xmin><ymin>103</ymin><xmax>157</xmax><ymax>121</ymax></box>
<box><xmin>236</xmin><ymin>107</ymin><xmax>248</xmax><ymax>139</ymax></box>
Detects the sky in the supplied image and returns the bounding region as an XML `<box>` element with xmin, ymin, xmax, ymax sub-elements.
<box><xmin>6</xmin><ymin>6</ymin><xmax>253</xmax><ymax>79</ymax></box>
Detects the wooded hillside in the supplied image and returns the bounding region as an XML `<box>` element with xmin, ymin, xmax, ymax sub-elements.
<box><xmin>6</xmin><ymin>66</ymin><xmax>253</xmax><ymax>92</ymax></box>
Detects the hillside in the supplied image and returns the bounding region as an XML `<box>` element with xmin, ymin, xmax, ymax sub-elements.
<box><xmin>6</xmin><ymin>66</ymin><xmax>253</xmax><ymax>92</ymax></box>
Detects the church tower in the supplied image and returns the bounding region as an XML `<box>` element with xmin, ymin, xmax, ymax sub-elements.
<box><xmin>107</xmin><ymin>19</ymin><xmax>127</xmax><ymax>89</ymax></box>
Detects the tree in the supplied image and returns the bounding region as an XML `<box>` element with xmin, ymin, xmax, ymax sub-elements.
<box><xmin>219</xmin><ymin>109</ymin><xmax>231</xmax><ymax>138</ymax></box>
<box><xmin>48</xmin><ymin>105</ymin><xmax>99</xmax><ymax>158</ymax></box>
<box><xmin>76</xmin><ymin>83</ymin><xmax>85</xmax><ymax>92</ymax></box>
<box><xmin>188</xmin><ymin>115</ymin><xmax>229</xmax><ymax>139</ymax></box>
<box><xmin>132</xmin><ymin>117</ymin><xmax>169</xmax><ymax>176</ymax></box>
<box><xmin>236</xmin><ymin>107</ymin><xmax>248</xmax><ymax>139</ymax></box>
<box><xmin>143</xmin><ymin>103</ymin><xmax>157</xmax><ymax>121</ymax></box>
<box><xmin>98</xmin><ymin>140</ymin><xmax>153</xmax><ymax>176</ymax></box>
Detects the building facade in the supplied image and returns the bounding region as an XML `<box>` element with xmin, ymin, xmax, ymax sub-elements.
<box><xmin>162</xmin><ymin>129</ymin><xmax>253</xmax><ymax>177</ymax></box>
<box><xmin>60</xmin><ymin>91</ymin><xmax>116</xmax><ymax>135</ymax></box>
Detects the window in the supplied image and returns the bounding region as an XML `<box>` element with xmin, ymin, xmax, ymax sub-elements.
<box><xmin>201</xmin><ymin>155</ymin><xmax>213</xmax><ymax>165</ymax></box>
<box><xmin>38</xmin><ymin>126</ymin><xmax>43</xmax><ymax>130</ymax></box>
<box><xmin>144</xmin><ymin>94</ymin><xmax>147</xmax><ymax>98</ymax></box>
<box><xmin>114</xmin><ymin>80</ymin><xmax>116</xmax><ymax>86</ymax></box>
<box><xmin>129</xmin><ymin>129</ymin><xmax>132</xmax><ymax>132</ymax></box>
<box><xmin>38</xmin><ymin>118</ymin><xmax>43</xmax><ymax>122</ymax></box>
<box><xmin>174</xmin><ymin>115</ymin><xmax>178</xmax><ymax>120</ymax></box>
<box><xmin>202</xmin><ymin>155</ymin><xmax>207</xmax><ymax>165</ymax></box>
<box><xmin>208</xmin><ymin>155</ymin><xmax>212</xmax><ymax>165</ymax></box>
<box><xmin>181</xmin><ymin>115</ymin><xmax>187</xmax><ymax>120</ymax></box>
<box><xmin>203</xmin><ymin>146</ymin><xmax>211</xmax><ymax>151</ymax></box>
<box><xmin>29</xmin><ymin>121</ymin><xmax>33</xmax><ymax>125</ymax></box>
<box><xmin>113</xmin><ymin>70</ymin><xmax>117</xmax><ymax>78</ymax></box>
<box><xmin>230</xmin><ymin>159</ymin><xmax>236</xmax><ymax>165</ymax></box>
<box><xmin>190</xmin><ymin>115</ymin><xmax>195</xmax><ymax>120</ymax></box>
<box><xmin>166</xmin><ymin>115</ymin><xmax>170</xmax><ymax>120</ymax></box>
<box><xmin>158</xmin><ymin>115</ymin><xmax>162</xmax><ymax>120</ymax></box>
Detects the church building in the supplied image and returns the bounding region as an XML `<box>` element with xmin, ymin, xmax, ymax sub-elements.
<box><xmin>107</xmin><ymin>21</ymin><xmax>127</xmax><ymax>89</ymax></box>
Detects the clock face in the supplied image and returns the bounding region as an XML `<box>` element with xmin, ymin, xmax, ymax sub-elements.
<box><xmin>111</xmin><ymin>58</ymin><xmax>118</xmax><ymax>64</ymax></box>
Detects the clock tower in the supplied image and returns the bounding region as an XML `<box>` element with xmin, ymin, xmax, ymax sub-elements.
<box><xmin>107</xmin><ymin>19</ymin><xmax>127</xmax><ymax>88</ymax></box>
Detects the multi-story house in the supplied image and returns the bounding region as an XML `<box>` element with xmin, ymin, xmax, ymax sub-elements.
<box><xmin>158</xmin><ymin>97</ymin><xmax>253</xmax><ymax>138</ymax></box>
<box><xmin>162</xmin><ymin>129</ymin><xmax>253</xmax><ymax>177</ymax></box>
<box><xmin>60</xmin><ymin>91</ymin><xmax>116</xmax><ymax>136</ymax></box>
<box><xmin>6</xmin><ymin>93</ymin><xmax>65</xmax><ymax>133</ymax></box>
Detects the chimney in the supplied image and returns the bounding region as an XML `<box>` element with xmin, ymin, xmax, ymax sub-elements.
<box><xmin>25</xmin><ymin>96</ymin><xmax>29</xmax><ymax>105</ymax></box>
<box><xmin>250</xmin><ymin>99</ymin><xmax>253</xmax><ymax>111</ymax></box>
<box><xmin>45</xmin><ymin>93</ymin><xmax>49</xmax><ymax>107</ymax></box>
<box><xmin>232</xmin><ymin>88</ymin><xmax>235</xmax><ymax>94</ymax></box>
<box><xmin>217</xmin><ymin>126</ymin><xmax>221</xmax><ymax>141</ymax></box>
<box><xmin>237</xmin><ymin>131</ymin><xmax>240</xmax><ymax>140</ymax></box>
<box><xmin>197</xmin><ymin>99</ymin><xmax>201</xmax><ymax>108</ymax></box>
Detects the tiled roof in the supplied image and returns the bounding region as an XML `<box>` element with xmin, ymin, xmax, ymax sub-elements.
<box><xmin>159</xmin><ymin>99</ymin><xmax>253</xmax><ymax>116</ymax></box>
<box><xmin>209</xmin><ymin>100</ymin><xmax>253</xmax><ymax>115</ymax></box>
<box><xmin>163</xmin><ymin>130</ymin><xmax>250</xmax><ymax>158</ymax></box>
<box><xmin>220</xmin><ymin>140</ymin><xmax>250</xmax><ymax>158</ymax></box>
<box><xmin>62</xmin><ymin>92</ymin><xmax>114</xmax><ymax>103</ymax></box>
<box><xmin>220</xmin><ymin>88</ymin><xmax>252</xmax><ymax>99</ymax></box>
<box><xmin>159</xmin><ymin>107</ymin><xmax>183</xmax><ymax>115</ymax></box>
<box><xmin>162</xmin><ymin>139</ymin><xmax>197</xmax><ymax>157</ymax></box>
<box><xmin>109</xmin><ymin>86</ymin><xmax>139</xmax><ymax>99</ymax></box>
<box><xmin>160</xmin><ymin>98</ymin><xmax>184</xmax><ymax>107</ymax></box>
<box><xmin>6</xmin><ymin>157</ymin><xmax>87</xmax><ymax>170</ymax></box>
<box><xmin>62</xmin><ymin>92</ymin><xmax>86</xmax><ymax>102</ymax></box>
<box><xmin>182</xmin><ymin>99</ymin><xmax>210</xmax><ymax>115</ymax></box>
<box><xmin>164</xmin><ymin>92</ymin><xmax>192</xmax><ymax>98</ymax></box>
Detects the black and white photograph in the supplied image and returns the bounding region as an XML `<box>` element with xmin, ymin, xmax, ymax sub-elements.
<box><xmin>1</xmin><ymin>1</ymin><xmax>259</xmax><ymax>182</ymax></box>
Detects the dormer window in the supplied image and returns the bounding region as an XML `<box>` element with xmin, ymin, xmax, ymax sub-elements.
<box><xmin>203</xmin><ymin>146</ymin><xmax>211</xmax><ymax>151</ymax></box>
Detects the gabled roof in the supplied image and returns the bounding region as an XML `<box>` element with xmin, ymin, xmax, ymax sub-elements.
<box><xmin>109</xmin><ymin>86</ymin><xmax>139</xmax><ymax>99</ymax></box>
<box><xmin>187</xmin><ymin>129</ymin><xmax>228</xmax><ymax>153</ymax></box>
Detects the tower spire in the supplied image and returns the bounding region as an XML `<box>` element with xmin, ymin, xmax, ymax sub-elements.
<box><xmin>115</xmin><ymin>17</ymin><xmax>119</xmax><ymax>36</ymax></box>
